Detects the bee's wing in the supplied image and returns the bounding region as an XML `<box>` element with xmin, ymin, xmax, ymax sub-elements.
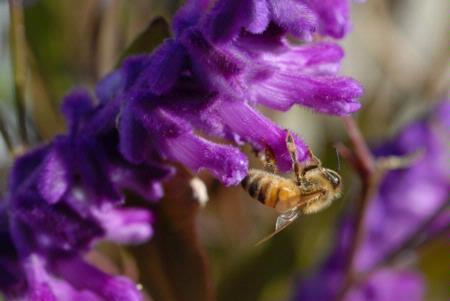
<box><xmin>255</xmin><ymin>209</ymin><xmax>299</xmax><ymax>246</ymax></box>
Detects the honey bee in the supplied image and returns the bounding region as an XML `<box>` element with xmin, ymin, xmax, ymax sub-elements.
<box><xmin>242</xmin><ymin>131</ymin><xmax>342</xmax><ymax>244</ymax></box>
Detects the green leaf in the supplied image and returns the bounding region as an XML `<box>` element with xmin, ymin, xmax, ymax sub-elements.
<box><xmin>129</xmin><ymin>169</ymin><xmax>214</xmax><ymax>301</ymax></box>
<box><xmin>118</xmin><ymin>17</ymin><xmax>171</xmax><ymax>65</ymax></box>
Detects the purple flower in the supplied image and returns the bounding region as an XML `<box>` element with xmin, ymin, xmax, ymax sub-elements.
<box><xmin>2</xmin><ymin>89</ymin><xmax>171</xmax><ymax>300</ymax></box>
<box><xmin>293</xmin><ymin>100</ymin><xmax>449</xmax><ymax>301</ymax></box>
<box><xmin>355</xmin><ymin>101</ymin><xmax>450</xmax><ymax>271</ymax></box>
<box><xmin>1</xmin><ymin>1</ymin><xmax>363</xmax><ymax>299</ymax></box>
<box><xmin>117</xmin><ymin>0</ymin><xmax>362</xmax><ymax>178</ymax></box>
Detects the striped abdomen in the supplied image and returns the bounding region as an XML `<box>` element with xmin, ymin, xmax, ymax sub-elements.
<box><xmin>241</xmin><ymin>169</ymin><xmax>300</xmax><ymax>211</ymax></box>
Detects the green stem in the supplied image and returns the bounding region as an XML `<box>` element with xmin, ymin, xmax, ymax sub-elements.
<box><xmin>9</xmin><ymin>0</ymin><xmax>29</xmax><ymax>148</ymax></box>
<box><xmin>0</xmin><ymin>114</ymin><xmax>14</xmax><ymax>154</ymax></box>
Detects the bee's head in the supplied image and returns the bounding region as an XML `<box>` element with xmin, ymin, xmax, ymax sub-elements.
<box><xmin>302</xmin><ymin>166</ymin><xmax>342</xmax><ymax>197</ymax></box>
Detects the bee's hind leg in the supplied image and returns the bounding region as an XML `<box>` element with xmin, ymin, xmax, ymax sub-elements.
<box><xmin>252</xmin><ymin>146</ymin><xmax>278</xmax><ymax>173</ymax></box>
<box><xmin>262</xmin><ymin>147</ymin><xmax>278</xmax><ymax>173</ymax></box>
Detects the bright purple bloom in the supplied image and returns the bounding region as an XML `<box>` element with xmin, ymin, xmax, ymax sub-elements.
<box><xmin>117</xmin><ymin>0</ymin><xmax>362</xmax><ymax>177</ymax></box>
<box><xmin>355</xmin><ymin>100</ymin><xmax>450</xmax><ymax>271</ymax></box>
<box><xmin>293</xmin><ymin>100</ymin><xmax>449</xmax><ymax>301</ymax></box>
<box><xmin>1</xmin><ymin>89</ymin><xmax>171</xmax><ymax>300</ymax></box>
<box><xmin>1</xmin><ymin>0</ymin><xmax>363</xmax><ymax>299</ymax></box>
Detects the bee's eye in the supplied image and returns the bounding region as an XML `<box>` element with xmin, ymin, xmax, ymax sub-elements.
<box><xmin>325</xmin><ymin>170</ymin><xmax>341</xmax><ymax>188</ymax></box>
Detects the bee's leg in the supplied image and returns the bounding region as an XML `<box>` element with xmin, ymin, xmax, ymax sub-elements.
<box><xmin>308</xmin><ymin>148</ymin><xmax>322</xmax><ymax>167</ymax></box>
<box><xmin>286</xmin><ymin>131</ymin><xmax>302</xmax><ymax>185</ymax></box>
<box><xmin>263</xmin><ymin>147</ymin><xmax>278</xmax><ymax>173</ymax></box>
<box><xmin>251</xmin><ymin>146</ymin><xmax>278</xmax><ymax>173</ymax></box>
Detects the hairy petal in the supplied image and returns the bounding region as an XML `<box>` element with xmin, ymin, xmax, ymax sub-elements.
<box><xmin>38</xmin><ymin>143</ymin><xmax>70</xmax><ymax>204</ymax></box>
<box><xmin>206</xmin><ymin>0</ymin><xmax>254</xmax><ymax>43</ymax></box>
<box><xmin>308</xmin><ymin>0</ymin><xmax>351</xmax><ymax>39</ymax></box>
<box><xmin>173</xmin><ymin>0</ymin><xmax>211</xmax><ymax>36</ymax></box>
<box><xmin>54</xmin><ymin>257</ymin><xmax>143</xmax><ymax>301</ymax></box>
<box><xmin>268</xmin><ymin>0</ymin><xmax>318</xmax><ymax>40</ymax></box>
<box><xmin>135</xmin><ymin>39</ymin><xmax>187</xmax><ymax>95</ymax></box>
<box><xmin>164</xmin><ymin>132</ymin><xmax>248</xmax><ymax>186</ymax></box>
<box><xmin>210</xmin><ymin>100</ymin><xmax>309</xmax><ymax>171</ymax></box>
<box><xmin>252</xmin><ymin>73</ymin><xmax>362</xmax><ymax>114</ymax></box>
<box><xmin>95</xmin><ymin>70</ymin><xmax>125</xmax><ymax>104</ymax></box>
<box><xmin>92</xmin><ymin>207</ymin><xmax>154</xmax><ymax>244</ymax></box>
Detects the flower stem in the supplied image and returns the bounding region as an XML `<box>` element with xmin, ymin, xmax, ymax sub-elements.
<box><xmin>342</xmin><ymin>116</ymin><xmax>375</xmax><ymax>175</ymax></box>
<box><xmin>9</xmin><ymin>0</ymin><xmax>29</xmax><ymax>148</ymax></box>
<box><xmin>335</xmin><ymin>116</ymin><xmax>381</xmax><ymax>301</ymax></box>
<box><xmin>0</xmin><ymin>115</ymin><xmax>14</xmax><ymax>154</ymax></box>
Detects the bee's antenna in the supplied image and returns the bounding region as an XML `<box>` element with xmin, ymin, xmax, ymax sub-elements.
<box><xmin>335</xmin><ymin>147</ymin><xmax>341</xmax><ymax>171</ymax></box>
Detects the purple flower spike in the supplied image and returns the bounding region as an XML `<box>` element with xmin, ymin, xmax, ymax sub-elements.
<box><xmin>293</xmin><ymin>101</ymin><xmax>448</xmax><ymax>301</ymax></box>
<box><xmin>1</xmin><ymin>1</ymin><xmax>365</xmax><ymax>299</ymax></box>
<box><xmin>354</xmin><ymin>103</ymin><xmax>450</xmax><ymax>270</ymax></box>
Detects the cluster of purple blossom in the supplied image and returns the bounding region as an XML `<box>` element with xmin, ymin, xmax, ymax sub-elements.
<box><xmin>293</xmin><ymin>100</ymin><xmax>449</xmax><ymax>301</ymax></box>
<box><xmin>1</xmin><ymin>0</ymin><xmax>366</xmax><ymax>300</ymax></box>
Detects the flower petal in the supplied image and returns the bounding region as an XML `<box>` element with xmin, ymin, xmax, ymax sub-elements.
<box><xmin>251</xmin><ymin>73</ymin><xmax>362</xmax><ymax>115</ymax></box>
<box><xmin>135</xmin><ymin>39</ymin><xmax>187</xmax><ymax>95</ymax></box>
<box><xmin>95</xmin><ymin>70</ymin><xmax>125</xmax><ymax>104</ymax></box>
<box><xmin>9</xmin><ymin>145</ymin><xmax>49</xmax><ymax>194</ymax></box>
<box><xmin>308</xmin><ymin>0</ymin><xmax>351</xmax><ymax>39</ymax></box>
<box><xmin>54</xmin><ymin>257</ymin><xmax>143</xmax><ymax>301</ymax></box>
<box><xmin>268</xmin><ymin>0</ymin><xmax>318</xmax><ymax>40</ymax></box>
<box><xmin>164</xmin><ymin>132</ymin><xmax>248</xmax><ymax>186</ymax></box>
<box><xmin>181</xmin><ymin>29</ymin><xmax>244</xmax><ymax>81</ymax></box>
<box><xmin>92</xmin><ymin>207</ymin><xmax>154</xmax><ymax>244</ymax></box>
<box><xmin>61</xmin><ymin>88</ymin><xmax>95</xmax><ymax>135</ymax></box>
<box><xmin>246</xmin><ymin>0</ymin><xmax>270</xmax><ymax>34</ymax></box>
<box><xmin>211</xmin><ymin>99</ymin><xmax>309</xmax><ymax>171</ymax></box>
<box><xmin>172</xmin><ymin>0</ymin><xmax>210</xmax><ymax>36</ymax></box>
<box><xmin>111</xmin><ymin>161</ymin><xmax>174</xmax><ymax>201</ymax></box>
<box><xmin>119</xmin><ymin>99</ymin><xmax>154</xmax><ymax>164</ymax></box>
<box><xmin>38</xmin><ymin>142</ymin><xmax>70</xmax><ymax>204</ymax></box>
<box><xmin>23</xmin><ymin>255</ymin><xmax>57</xmax><ymax>301</ymax></box>
<box><xmin>205</xmin><ymin>0</ymin><xmax>254</xmax><ymax>43</ymax></box>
